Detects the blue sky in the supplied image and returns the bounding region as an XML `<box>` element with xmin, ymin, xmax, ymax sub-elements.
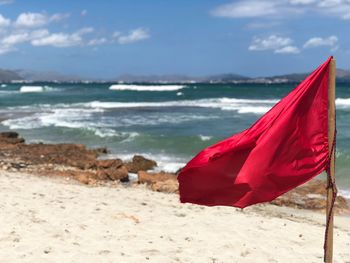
<box><xmin>0</xmin><ymin>0</ymin><xmax>350</xmax><ymax>78</ymax></box>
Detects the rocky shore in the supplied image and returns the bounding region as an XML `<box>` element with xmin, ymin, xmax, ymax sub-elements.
<box><xmin>0</xmin><ymin>131</ymin><xmax>349</xmax><ymax>213</ymax></box>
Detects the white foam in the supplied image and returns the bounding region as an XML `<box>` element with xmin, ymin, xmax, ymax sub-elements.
<box><xmin>7</xmin><ymin>97</ymin><xmax>278</xmax><ymax>114</ymax></box>
<box><xmin>2</xmin><ymin>108</ymin><xmax>103</xmax><ymax>130</ymax></box>
<box><xmin>20</xmin><ymin>86</ymin><xmax>44</xmax><ymax>93</ymax></box>
<box><xmin>0</xmin><ymin>90</ymin><xmax>19</xmax><ymax>95</ymax></box>
<box><xmin>336</xmin><ymin>98</ymin><xmax>350</xmax><ymax>107</ymax></box>
<box><xmin>176</xmin><ymin>92</ymin><xmax>183</xmax><ymax>96</ymax></box>
<box><xmin>1</xmin><ymin>84</ymin><xmax>7</xmax><ymax>88</ymax></box>
<box><xmin>86</xmin><ymin>98</ymin><xmax>277</xmax><ymax>114</ymax></box>
<box><xmin>128</xmin><ymin>173</ymin><xmax>138</xmax><ymax>182</ymax></box>
<box><xmin>1</xmin><ymin>96</ymin><xmax>280</xmax><ymax>132</ymax></box>
<box><xmin>109</xmin><ymin>153</ymin><xmax>186</xmax><ymax>173</ymax></box>
<box><xmin>339</xmin><ymin>189</ymin><xmax>350</xmax><ymax>200</ymax></box>
<box><xmin>199</xmin><ymin>135</ymin><xmax>212</xmax><ymax>141</ymax></box>
<box><xmin>19</xmin><ymin>85</ymin><xmax>59</xmax><ymax>93</ymax></box>
<box><xmin>109</xmin><ymin>84</ymin><xmax>185</xmax><ymax>91</ymax></box>
<box><xmin>237</xmin><ymin>106</ymin><xmax>272</xmax><ymax>114</ymax></box>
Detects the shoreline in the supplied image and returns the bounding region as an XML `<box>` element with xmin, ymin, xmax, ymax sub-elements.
<box><xmin>1</xmin><ymin>131</ymin><xmax>349</xmax><ymax>214</ymax></box>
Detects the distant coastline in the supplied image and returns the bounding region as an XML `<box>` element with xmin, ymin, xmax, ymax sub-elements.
<box><xmin>2</xmin><ymin>68</ymin><xmax>350</xmax><ymax>84</ymax></box>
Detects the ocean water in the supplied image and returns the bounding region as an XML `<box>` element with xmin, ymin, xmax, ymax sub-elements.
<box><xmin>0</xmin><ymin>82</ymin><xmax>349</xmax><ymax>198</ymax></box>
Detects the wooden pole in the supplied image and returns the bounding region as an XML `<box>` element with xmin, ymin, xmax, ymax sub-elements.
<box><xmin>325</xmin><ymin>58</ymin><xmax>336</xmax><ymax>263</ymax></box>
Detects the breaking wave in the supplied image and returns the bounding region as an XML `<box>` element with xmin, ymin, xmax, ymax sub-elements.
<box><xmin>1</xmin><ymin>102</ymin><xmax>220</xmax><ymax>133</ymax></box>
<box><xmin>84</xmin><ymin>98</ymin><xmax>278</xmax><ymax>114</ymax></box>
<box><xmin>19</xmin><ymin>85</ymin><xmax>58</xmax><ymax>93</ymax></box>
<box><xmin>336</xmin><ymin>98</ymin><xmax>350</xmax><ymax>108</ymax></box>
<box><xmin>108</xmin><ymin>153</ymin><xmax>186</xmax><ymax>173</ymax></box>
<box><xmin>199</xmin><ymin>135</ymin><xmax>212</xmax><ymax>141</ymax></box>
<box><xmin>109</xmin><ymin>84</ymin><xmax>186</xmax><ymax>91</ymax></box>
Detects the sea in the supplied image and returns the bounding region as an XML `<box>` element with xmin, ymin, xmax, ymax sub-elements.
<box><xmin>0</xmin><ymin>82</ymin><xmax>349</xmax><ymax>198</ymax></box>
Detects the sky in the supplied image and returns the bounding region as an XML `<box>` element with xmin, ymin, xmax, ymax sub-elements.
<box><xmin>0</xmin><ymin>0</ymin><xmax>350</xmax><ymax>78</ymax></box>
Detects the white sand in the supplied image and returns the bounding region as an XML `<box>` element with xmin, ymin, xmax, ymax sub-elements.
<box><xmin>0</xmin><ymin>171</ymin><xmax>349</xmax><ymax>263</ymax></box>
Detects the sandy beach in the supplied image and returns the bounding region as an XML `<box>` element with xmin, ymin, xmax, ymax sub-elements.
<box><xmin>0</xmin><ymin>171</ymin><xmax>349</xmax><ymax>263</ymax></box>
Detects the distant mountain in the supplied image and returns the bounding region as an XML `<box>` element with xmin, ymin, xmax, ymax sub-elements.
<box><xmin>1</xmin><ymin>67</ymin><xmax>350</xmax><ymax>83</ymax></box>
<box><xmin>116</xmin><ymin>73</ymin><xmax>250</xmax><ymax>83</ymax></box>
<box><xmin>116</xmin><ymin>74</ymin><xmax>197</xmax><ymax>83</ymax></box>
<box><xmin>336</xmin><ymin>69</ymin><xmax>350</xmax><ymax>81</ymax></box>
<box><xmin>0</xmin><ymin>69</ymin><xmax>22</xmax><ymax>82</ymax></box>
<box><xmin>267</xmin><ymin>68</ymin><xmax>350</xmax><ymax>83</ymax></box>
<box><xmin>205</xmin><ymin>73</ymin><xmax>251</xmax><ymax>82</ymax></box>
<box><xmin>15</xmin><ymin>70</ymin><xmax>82</xmax><ymax>82</ymax></box>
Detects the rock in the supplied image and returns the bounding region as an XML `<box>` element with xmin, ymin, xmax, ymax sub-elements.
<box><xmin>271</xmin><ymin>179</ymin><xmax>350</xmax><ymax>213</ymax></box>
<box><xmin>92</xmin><ymin>147</ymin><xmax>109</xmax><ymax>155</ymax></box>
<box><xmin>126</xmin><ymin>155</ymin><xmax>157</xmax><ymax>173</ymax></box>
<box><xmin>0</xmin><ymin>131</ymin><xmax>25</xmax><ymax>145</ymax></box>
<box><xmin>95</xmin><ymin>159</ymin><xmax>128</xmax><ymax>182</ymax></box>
<box><xmin>138</xmin><ymin>171</ymin><xmax>178</xmax><ymax>193</ymax></box>
<box><xmin>0</xmin><ymin>131</ymin><xmax>20</xmax><ymax>138</ymax></box>
<box><xmin>108</xmin><ymin>166</ymin><xmax>129</xmax><ymax>182</ymax></box>
<box><xmin>151</xmin><ymin>179</ymin><xmax>179</xmax><ymax>193</ymax></box>
<box><xmin>95</xmin><ymin>159</ymin><xmax>123</xmax><ymax>169</ymax></box>
<box><xmin>97</xmin><ymin>165</ymin><xmax>129</xmax><ymax>182</ymax></box>
<box><xmin>1</xmin><ymin>143</ymin><xmax>98</xmax><ymax>169</ymax></box>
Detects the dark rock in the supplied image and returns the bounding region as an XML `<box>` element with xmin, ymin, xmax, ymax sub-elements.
<box><xmin>98</xmin><ymin>165</ymin><xmax>129</xmax><ymax>182</ymax></box>
<box><xmin>0</xmin><ymin>132</ymin><xmax>25</xmax><ymax>144</ymax></box>
<box><xmin>0</xmin><ymin>131</ymin><xmax>20</xmax><ymax>138</ymax></box>
<box><xmin>126</xmin><ymin>155</ymin><xmax>157</xmax><ymax>173</ymax></box>
<box><xmin>95</xmin><ymin>159</ymin><xmax>123</xmax><ymax>169</ymax></box>
<box><xmin>92</xmin><ymin>147</ymin><xmax>109</xmax><ymax>155</ymax></box>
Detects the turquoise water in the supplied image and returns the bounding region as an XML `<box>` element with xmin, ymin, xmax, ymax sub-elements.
<box><xmin>0</xmin><ymin>82</ymin><xmax>349</xmax><ymax>197</ymax></box>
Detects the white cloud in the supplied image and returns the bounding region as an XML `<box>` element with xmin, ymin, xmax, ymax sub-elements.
<box><xmin>113</xmin><ymin>31</ymin><xmax>121</xmax><ymax>38</ymax></box>
<box><xmin>1</xmin><ymin>29</ymin><xmax>49</xmax><ymax>46</ymax></box>
<box><xmin>318</xmin><ymin>0</ymin><xmax>343</xmax><ymax>8</ymax></box>
<box><xmin>303</xmin><ymin>35</ymin><xmax>338</xmax><ymax>48</ymax></box>
<box><xmin>0</xmin><ymin>14</ymin><xmax>10</xmax><ymax>27</ymax></box>
<box><xmin>212</xmin><ymin>0</ymin><xmax>350</xmax><ymax>20</ymax></box>
<box><xmin>0</xmin><ymin>45</ymin><xmax>14</xmax><ymax>54</ymax></box>
<box><xmin>116</xmin><ymin>28</ymin><xmax>150</xmax><ymax>44</ymax></box>
<box><xmin>88</xmin><ymin>38</ymin><xmax>107</xmax><ymax>46</ymax></box>
<box><xmin>50</xmin><ymin>13</ymin><xmax>70</xmax><ymax>22</ymax></box>
<box><xmin>75</xmin><ymin>27</ymin><xmax>94</xmax><ymax>35</ymax></box>
<box><xmin>1</xmin><ymin>32</ymin><xmax>29</xmax><ymax>45</ymax></box>
<box><xmin>14</xmin><ymin>12</ymin><xmax>69</xmax><ymax>28</ymax></box>
<box><xmin>30</xmin><ymin>29</ymin><xmax>50</xmax><ymax>39</ymax></box>
<box><xmin>81</xmin><ymin>10</ymin><xmax>88</xmax><ymax>16</ymax></box>
<box><xmin>15</xmin><ymin>13</ymin><xmax>47</xmax><ymax>27</ymax></box>
<box><xmin>318</xmin><ymin>0</ymin><xmax>350</xmax><ymax>19</ymax></box>
<box><xmin>249</xmin><ymin>35</ymin><xmax>300</xmax><ymax>54</ymax></box>
<box><xmin>0</xmin><ymin>0</ymin><xmax>14</xmax><ymax>5</ymax></box>
<box><xmin>289</xmin><ymin>0</ymin><xmax>317</xmax><ymax>4</ymax></box>
<box><xmin>31</xmin><ymin>27</ymin><xmax>93</xmax><ymax>47</ymax></box>
<box><xmin>249</xmin><ymin>35</ymin><xmax>292</xmax><ymax>51</ymax></box>
<box><xmin>212</xmin><ymin>1</ymin><xmax>279</xmax><ymax>18</ymax></box>
<box><xmin>0</xmin><ymin>10</ymin><xmax>150</xmax><ymax>55</ymax></box>
<box><xmin>31</xmin><ymin>33</ymin><xmax>81</xmax><ymax>47</ymax></box>
<box><xmin>275</xmin><ymin>45</ymin><xmax>300</xmax><ymax>54</ymax></box>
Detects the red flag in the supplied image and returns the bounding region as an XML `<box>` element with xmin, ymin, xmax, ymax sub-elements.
<box><xmin>178</xmin><ymin>57</ymin><xmax>332</xmax><ymax>208</ymax></box>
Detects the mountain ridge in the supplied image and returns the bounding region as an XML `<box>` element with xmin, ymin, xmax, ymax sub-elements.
<box><xmin>1</xmin><ymin>68</ymin><xmax>350</xmax><ymax>83</ymax></box>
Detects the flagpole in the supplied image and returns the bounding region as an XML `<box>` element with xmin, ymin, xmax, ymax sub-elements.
<box><xmin>325</xmin><ymin>58</ymin><xmax>336</xmax><ymax>263</ymax></box>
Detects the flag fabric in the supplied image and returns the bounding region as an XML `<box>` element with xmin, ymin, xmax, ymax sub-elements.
<box><xmin>178</xmin><ymin>57</ymin><xmax>332</xmax><ymax>208</ymax></box>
